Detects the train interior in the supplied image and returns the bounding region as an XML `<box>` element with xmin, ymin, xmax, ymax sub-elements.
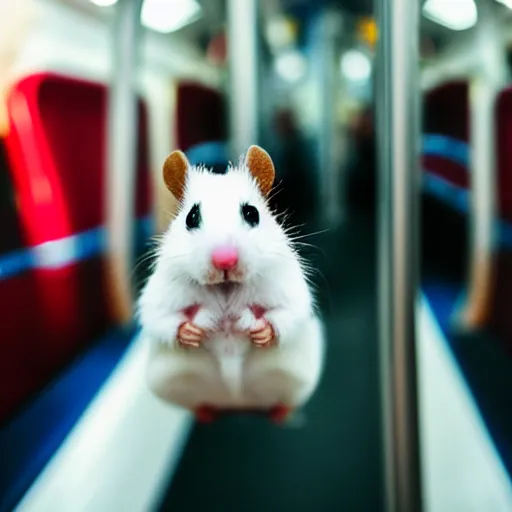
<box><xmin>1</xmin><ymin>0</ymin><xmax>512</xmax><ymax>510</ymax></box>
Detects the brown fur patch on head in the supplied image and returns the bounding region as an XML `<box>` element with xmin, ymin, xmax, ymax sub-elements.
<box><xmin>245</xmin><ymin>145</ymin><xmax>275</xmax><ymax>197</ymax></box>
<box><xmin>163</xmin><ymin>150</ymin><xmax>189</xmax><ymax>202</ymax></box>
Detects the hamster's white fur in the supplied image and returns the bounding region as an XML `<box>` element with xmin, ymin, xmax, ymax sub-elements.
<box><xmin>137</xmin><ymin>157</ymin><xmax>325</xmax><ymax>412</ymax></box>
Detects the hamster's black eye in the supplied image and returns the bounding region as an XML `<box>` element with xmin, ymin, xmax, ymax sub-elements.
<box><xmin>241</xmin><ymin>203</ymin><xmax>259</xmax><ymax>227</ymax></box>
<box><xmin>186</xmin><ymin>203</ymin><xmax>201</xmax><ymax>230</ymax></box>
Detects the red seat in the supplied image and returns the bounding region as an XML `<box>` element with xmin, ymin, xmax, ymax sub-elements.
<box><xmin>0</xmin><ymin>139</ymin><xmax>45</xmax><ymax>422</ymax></box>
<box><xmin>0</xmin><ymin>73</ymin><xmax>151</xmax><ymax>422</ymax></box>
<box><xmin>421</xmin><ymin>81</ymin><xmax>470</xmax><ymax>280</ymax></box>
<box><xmin>5</xmin><ymin>72</ymin><xmax>151</xmax><ymax>243</ymax></box>
<box><xmin>495</xmin><ymin>89</ymin><xmax>512</xmax><ymax>224</ymax></box>
<box><xmin>424</xmin><ymin>81</ymin><xmax>469</xmax><ymax>140</ymax></box>
<box><xmin>423</xmin><ymin>80</ymin><xmax>470</xmax><ymax>190</ymax></box>
<box><xmin>486</xmin><ymin>88</ymin><xmax>512</xmax><ymax>344</ymax></box>
<box><xmin>176</xmin><ymin>81</ymin><xmax>227</xmax><ymax>152</ymax></box>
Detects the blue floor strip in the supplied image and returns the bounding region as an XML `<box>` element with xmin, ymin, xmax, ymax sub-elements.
<box><xmin>422</xmin><ymin>277</ymin><xmax>462</xmax><ymax>335</ymax></box>
<box><xmin>422</xmin><ymin>279</ymin><xmax>512</xmax><ymax>480</ymax></box>
<box><xmin>0</xmin><ymin>213</ymin><xmax>154</xmax><ymax>511</ymax></box>
<box><xmin>0</xmin><ymin>327</ymin><xmax>136</xmax><ymax>512</ymax></box>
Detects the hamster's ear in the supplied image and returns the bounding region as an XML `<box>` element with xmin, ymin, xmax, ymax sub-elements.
<box><xmin>163</xmin><ymin>150</ymin><xmax>189</xmax><ymax>202</ymax></box>
<box><xmin>245</xmin><ymin>145</ymin><xmax>275</xmax><ymax>197</ymax></box>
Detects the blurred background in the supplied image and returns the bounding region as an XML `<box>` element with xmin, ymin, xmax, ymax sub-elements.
<box><xmin>0</xmin><ymin>0</ymin><xmax>512</xmax><ymax>510</ymax></box>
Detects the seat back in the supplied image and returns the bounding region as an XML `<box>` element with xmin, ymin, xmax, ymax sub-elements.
<box><xmin>0</xmin><ymin>139</ymin><xmax>45</xmax><ymax>422</ymax></box>
<box><xmin>176</xmin><ymin>81</ymin><xmax>227</xmax><ymax>152</ymax></box>
<box><xmin>176</xmin><ymin>81</ymin><xmax>228</xmax><ymax>172</ymax></box>
<box><xmin>421</xmin><ymin>81</ymin><xmax>470</xmax><ymax>282</ymax></box>
<box><xmin>422</xmin><ymin>81</ymin><xmax>470</xmax><ymax>194</ymax></box>
<box><xmin>486</xmin><ymin>88</ymin><xmax>512</xmax><ymax>344</ymax></box>
<box><xmin>495</xmin><ymin>89</ymin><xmax>512</xmax><ymax>224</ymax></box>
<box><xmin>0</xmin><ymin>73</ymin><xmax>152</xmax><ymax>421</ymax></box>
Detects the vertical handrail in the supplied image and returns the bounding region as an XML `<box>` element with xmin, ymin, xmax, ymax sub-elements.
<box><xmin>375</xmin><ymin>0</ymin><xmax>423</xmax><ymax>511</ymax></box>
<box><xmin>227</xmin><ymin>0</ymin><xmax>259</xmax><ymax>158</ymax></box>
<box><xmin>460</xmin><ymin>3</ymin><xmax>505</xmax><ymax>330</ymax></box>
<box><xmin>106</xmin><ymin>0</ymin><xmax>144</xmax><ymax>325</ymax></box>
<box><xmin>316</xmin><ymin>10</ymin><xmax>343</xmax><ymax>227</ymax></box>
<box><xmin>462</xmin><ymin>76</ymin><xmax>498</xmax><ymax>328</ymax></box>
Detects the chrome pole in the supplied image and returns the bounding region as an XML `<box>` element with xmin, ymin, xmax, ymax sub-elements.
<box><xmin>461</xmin><ymin>2</ymin><xmax>504</xmax><ymax>329</ymax></box>
<box><xmin>316</xmin><ymin>9</ymin><xmax>343</xmax><ymax>227</ymax></box>
<box><xmin>376</xmin><ymin>0</ymin><xmax>423</xmax><ymax>510</ymax></box>
<box><xmin>106</xmin><ymin>0</ymin><xmax>144</xmax><ymax>324</ymax></box>
<box><xmin>227</xmin><ymin>0</ymin><xmax>259</xmax><ymax>158</ymax></box>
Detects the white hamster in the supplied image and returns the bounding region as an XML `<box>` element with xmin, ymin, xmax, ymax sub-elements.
<box><xmin>137</xmin><ymin>145</ymin><xmax>325</xmax><ymax>423</ymax></box>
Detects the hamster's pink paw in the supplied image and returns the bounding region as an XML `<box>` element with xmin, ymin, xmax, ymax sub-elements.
<box><xmin>177</xmin><ymin>322</ymin><xmax>205</xmax><ymax>348</ymax></box>
<box><xmin>250</xmin><ymin>318</ymin><xmax>275</xmax><ymax>348</ymax></box>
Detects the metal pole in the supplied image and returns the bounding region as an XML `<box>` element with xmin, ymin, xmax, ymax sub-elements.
<box><xmin>106</xmin><ymin>0</ymin><xmax>144</xmax><ymax>324</ymax></box>
<box><xmin>461</xmin><ymin>2</ymin><xmax>504</xmax><ymax>329</ymax></box>
<box><xmin>227</xmin><ymin>0</ymin><xmax>259</xmax><ymax>158</ymax></box>
<box><xmin>375</xmin><ymin>0</ymin><xmax>423</xmax><ymax>510</ymax></box>
<box><xmin>316</xmin><ymin>9</ymin><xmax>343</xmax><ymax>227</ymax></box>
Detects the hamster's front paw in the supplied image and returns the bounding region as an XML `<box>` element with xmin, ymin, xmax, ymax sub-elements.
<box><xmin>250</xmin><ymin>318</ymin><xmax>276</xmax><ymax>348</ymax></box>
<box><xmin>177</xmin><ymin>322</ymin><xmax>205</xmax><ymax>349</ymax></box>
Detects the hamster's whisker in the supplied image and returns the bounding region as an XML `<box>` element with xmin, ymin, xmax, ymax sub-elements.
<box><xmin>131</xmin><ymin>253</ymin><xmax>159</xmax><ymax>278</ymax></box>
<box><xmin>161</xmin><ymin>208</ymin><xmax>178</xmax><ymax>220</ymax></box>
<box><xmin>162</xmin><ymin>253</ymin><xmax>193</xmax><ymax>262</ymax></box>
<box><xmin>287</xmin><ymin>228</ymin><xmax>330</xmax><ymax>242</ymax></box>
<box><xmin>273</xmin><ymin>210</ymin><xmax>293</xmax><ymax>225</ymax></box>
<box><xmin>265</xmin><ymin>180</ymin><xmax>285</xmax><ymax>204</ymax></box>
<box><xmin>290</xmin><ymin>242</ymin><xmax>326</xmax><ymax>259</ymax></box>
<box><xmin>282</xmin><ymin>225</ymin><xmax>306</xmax><ymax>237</ymax></box>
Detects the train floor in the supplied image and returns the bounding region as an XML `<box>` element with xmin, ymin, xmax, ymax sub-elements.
<box><xmin>158</xmin><ymin>211</ymin><xmax>385</xmax><ymax>512</ymax></box>
<box><xmin>423</xmin><ymin>274</ymin><xmax>512</xmax><ymax>478</ymax></box>
<box><xmin>420</xmin><ymin>195</ymin><xmax>512</xmax><ymax>478</ymax></box>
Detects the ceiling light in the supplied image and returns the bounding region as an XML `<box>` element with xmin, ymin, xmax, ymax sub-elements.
<box><xmin>141</xmin><ymin>0</ymin><xmax>202</xmax><ymax>34</ymax></box>
<box><xmin>89</xmin><ymin>0</ymin><xmax>118</xmax><ymax>6</ymax></box>
<box><xmin>495</xmin><ymin>0</ymin><xmax>512</xmax><ymax>9</ymax></box>
<box><xmin>340</xmin><ymin>50</ymin><xmax>371</xmax><ymax>83</ymax></box>
<box><xmin>266</xmin><ymin>16</ymin><xmax>297</xmax><ymax>50</ymax></box>
<box><xmin>423</xmin><ymin>0</ymin><xmax>478</xmax><ymax>31</ymax></box>
<box><xmin>274</xmin><ymin>50</ymin><xmax>307</xmax><ymax>83</ymax></box>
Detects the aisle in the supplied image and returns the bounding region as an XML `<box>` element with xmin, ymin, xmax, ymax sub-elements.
<box><xmin>158</xmin><ymin>214</ymin><xmax>384</xmax><ymax>511</ymax></box>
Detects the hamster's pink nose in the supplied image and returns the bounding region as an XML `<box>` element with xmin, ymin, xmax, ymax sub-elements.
<box><xmin>211</xmin><ymin>246</ymin><xmax>239</xmax><ymax>270</ymax></box>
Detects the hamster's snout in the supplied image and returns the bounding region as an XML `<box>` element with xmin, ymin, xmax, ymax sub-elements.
<box><xmin>211</xmin><ymin>246</ymin><xmax>239</xmax><ymax>271</ymax></box>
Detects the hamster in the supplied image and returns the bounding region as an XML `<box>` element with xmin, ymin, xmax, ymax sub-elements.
<box><xmin>137</xmin><ymin>145</ymin><xmax>325</xmax><ymax>422</ymax></box>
